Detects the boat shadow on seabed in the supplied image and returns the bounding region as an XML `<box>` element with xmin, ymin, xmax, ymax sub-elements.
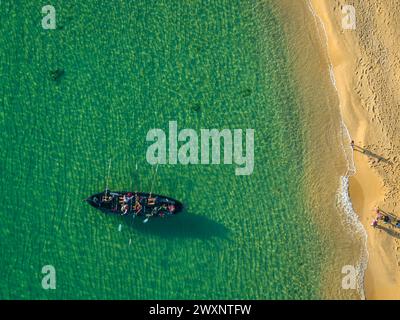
<box><xmin>121</xmin><ymin>209</ymin><xmax>229</xmax><ymax>240</ymax></box>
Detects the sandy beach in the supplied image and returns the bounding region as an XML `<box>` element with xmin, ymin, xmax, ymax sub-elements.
<box><xmin>309</xmin><ymin>0</ymin><xmax>400</xmax><ymax>299</ymax></box>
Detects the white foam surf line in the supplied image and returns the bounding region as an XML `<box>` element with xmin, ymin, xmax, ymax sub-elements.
<box><xmin>307</xmin><ymin>0</ymin><xmax>368</xmax><ymax>300</ymax></box>
<box><xmin>337</xmin><ymin>122</ymin><xmax>368</xmax><ymax>300</ymax></box>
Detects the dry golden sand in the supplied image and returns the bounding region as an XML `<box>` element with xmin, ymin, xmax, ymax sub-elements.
<box><xmin>309</xmin><ymin>0</ymin><xmax>400</xmax><ymax>299</ymax></box>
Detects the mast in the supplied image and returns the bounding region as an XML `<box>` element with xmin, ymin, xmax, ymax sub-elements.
<box><xmin>149</xmin><ymin>163</ymin><xmax>159</xmax><ymax>198</ymax></box>
<box><xmin>105</xmin><ymin>158</ymin><xmax>111</xmax><ymax>194</ymax></box>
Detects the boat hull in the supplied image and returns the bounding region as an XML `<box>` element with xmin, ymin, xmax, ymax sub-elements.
<box><xmin>85</xmin><ymin>191</ymin><xmax>183</xmax><ymax>218</ymax></box>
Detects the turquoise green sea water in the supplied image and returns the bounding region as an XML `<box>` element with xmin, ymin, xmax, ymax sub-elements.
<box><xmin>1</xmin><ymin>0</ymin><xmax>329</xmax><ymax>299</ymax></box>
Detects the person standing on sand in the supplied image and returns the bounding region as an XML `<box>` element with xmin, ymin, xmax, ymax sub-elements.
<box><xmin>351</xmin><ymin>140</ymin><xmax>366</xmax><ymax>153</ymax></box>
<box><xmin>371</xmin><ymin>207</ymin><xmax>381</xmax><ymax>228</ymax></box>
<box><xmin>374</xmin><ymin>207</ymin><xmax>382</xmax><ymax>220</ymax></box>
<box><xmin>383</xmin><ymin>215</ymin><xmax>390</xmax><ymax>224</ymax></box>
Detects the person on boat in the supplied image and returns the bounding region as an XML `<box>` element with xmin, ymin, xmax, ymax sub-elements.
<box><xmin>121</xmin><ymin>204</ymin><xmax>129</xmax><ymax>215</ymax></box>
<box><xmin>158</xmin><ymin>204</ymin><xmax>167</xmax><ymax>215</ymax></box>
<box><xmin>151</xmin><ymin>207</ymin><xmax>158</xmax><ymax>216</ymax></box>
<box><xmin>147</xmin><ymin>196</ymin><xmax>156</xmax><ymax>206</ymax></box>
<box><xmin>374</xmin><ymin>207</ymin><xmax>382</xmax><ymax>220</ymax></box>
<box><xmin>123</xmin><ymin>193</ymin><xmax>133</xmax><ymax>204</ymax></box>
<box><xmin>351</xmin><ymin>140</ymin><xmax>355</xmax><ymax>149</ymax></box>
<box><xmin>371</xmin><ymin>219</ymin><xmax>378</xmax><ymax>228</ymax></box>
<box><xmin>102</xmin><ymin>193</ymin><xmax>113</xmax><ymax>203</ymax></box>
<box><xmin>383</xmin><ymin>215</ymin><xmax>390</xmax><ymax>224</ymax></box>
<box><xmin>396</xmin><ymin>220</ymin><xmax>400</xmax><ymax>228</ymax></box>
<box><xmin>134</xmin><ymin>201</ymin><xmax>142</xmax><ymax>214</ymax></box>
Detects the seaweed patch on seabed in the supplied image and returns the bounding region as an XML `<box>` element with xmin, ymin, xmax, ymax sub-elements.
<box><xmin>191</xmin><ymin>104</ymin><xmax>202</xmax><ymax>113</ymax></box>
<box><xmin>50</xmin><ymin>68</ymin><xmax>65</xmax><ymax>84</ymax></box>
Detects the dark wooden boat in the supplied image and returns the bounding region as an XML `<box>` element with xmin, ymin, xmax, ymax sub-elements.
<box><xmin>85</xmin><ymin>190</ymin><xmax>183</xmax><ymax>220</ymax></box>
